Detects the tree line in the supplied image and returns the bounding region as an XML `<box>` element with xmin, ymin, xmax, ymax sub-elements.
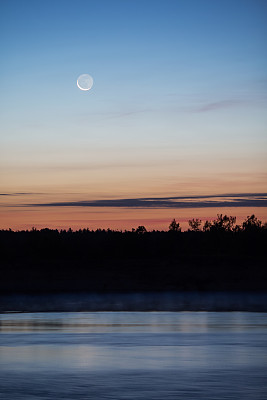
<box><xmin>2</xmin><ymin>213</ymin><xmax>264</xmax><ymax>235</ymax></box>
<box><xmin>0</xmin><ymin>214</ymin><xmax>266</xmax><ymax>294</ymax></box>
<box><xmin>172</xmin><ymin>214</ymin><xmax>265</xmax><ymax>233</ymax></box>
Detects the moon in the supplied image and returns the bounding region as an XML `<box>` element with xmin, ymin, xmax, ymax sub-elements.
<box><xmin>77</xmin><ymin>74</ymin><xmax>93</xmax><ymax>91</ymax></box>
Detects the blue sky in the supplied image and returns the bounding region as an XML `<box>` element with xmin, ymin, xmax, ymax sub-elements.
<box><xmin>0</xmin><ymin>0</ymin><xmax>267</xmax><ymax>229</ymax></box>
<box><xmin>1</xmin><ymin>0</ymin><xmax>266</xmax><ymax>124</ymax></box>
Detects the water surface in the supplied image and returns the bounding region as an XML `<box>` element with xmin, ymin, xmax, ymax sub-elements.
<box><xmin>0</xmin><ymin>312</ymin><xmax>266</xmax><ymax>399</ymax></box>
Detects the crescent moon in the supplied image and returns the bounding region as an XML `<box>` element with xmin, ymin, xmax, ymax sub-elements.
<box><xmin>77</xmin><ymin>74</ymin><xmax>93</xmax><ymax>91</ymax></box>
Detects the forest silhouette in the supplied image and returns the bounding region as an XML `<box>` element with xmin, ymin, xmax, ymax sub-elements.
<box><xmin>0</xmin><ymin>214</ymin><xmax>266</xmax><ymax>294</ymax></box>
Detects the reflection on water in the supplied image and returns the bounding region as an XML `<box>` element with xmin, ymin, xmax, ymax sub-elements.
<box><xmin>0</xmin><ymin>312</ymin><xmax>267</xmax><ymax>399</ymax></box>
<box><xmin>1</xmin><ymin>311</ymin><xmax>267</xmax><ymax>332</ymax></box>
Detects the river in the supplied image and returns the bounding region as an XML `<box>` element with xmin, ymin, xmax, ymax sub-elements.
<box><xmin>0</xmin><ymin>312</ymin><xmax>267</xmax><ymax>399</ymax></box>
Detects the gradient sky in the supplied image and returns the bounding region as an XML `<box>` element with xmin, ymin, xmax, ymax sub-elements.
<box><xmin>1</xmin><ymin>0</ymin><xmax>267</xmax><ymax>230</ymax></box>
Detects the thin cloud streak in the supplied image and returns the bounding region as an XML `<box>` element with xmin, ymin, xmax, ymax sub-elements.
<box><xmin>193</xmin><ymin>100</ymin><xmax>243</xmax><ymax>113</ymax></box>
<box><xmin>0</xmin><ymin>193</ymin><xmax>38</xmax><ymax>196</ymax></box>
<box><xmin>22</xmin><ymin>193</ymin><xmax>267</xmax><ymax>209</ymax></box>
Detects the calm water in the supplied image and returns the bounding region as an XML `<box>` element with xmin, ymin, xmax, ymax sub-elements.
<box><xmin>0</xmin><ymin>312</ymin><xmax>267</xmax><ymax>399</ymax></box>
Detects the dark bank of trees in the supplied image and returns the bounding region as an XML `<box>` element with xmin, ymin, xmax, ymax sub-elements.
<box><xmin>0</xmin><ymin>215</ymin><xmax>266</xmax><ymax>294</ymax></box>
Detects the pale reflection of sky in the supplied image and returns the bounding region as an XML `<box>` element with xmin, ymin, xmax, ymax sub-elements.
<box><xmin>1</xmin><ymin>312</ymin><xmax>267</xmax><ymax>333</ymax></box>
<box><xmin>2</xmin><ymin>343</ymin><xmax>265</xmax><ymax>372</ymax></box>
<box><xmin>0</xmin><ymin>312</ymin><xmax>267</xmax><ymax>374</ymax></box>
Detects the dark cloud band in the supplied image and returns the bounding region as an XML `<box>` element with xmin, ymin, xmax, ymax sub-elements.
<box><xmin>25</xmin><ymin>193</ymin><xmax>267</xmax><ymax>209</ymax></box>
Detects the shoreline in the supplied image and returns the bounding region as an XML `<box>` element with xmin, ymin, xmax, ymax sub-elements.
<box><xmin>1</xmin><ymin>291</ymin><xmax>267</xmax><ymax>313</ymax></box>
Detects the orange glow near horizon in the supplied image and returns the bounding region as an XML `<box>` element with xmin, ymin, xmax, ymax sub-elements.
<box><xmin>1</xmin><ymin>206</ymin><xmax>266</xmax><ymax>232</ymax></box>
<box><xmin>1</xmin><ymin>160</ymin><xmax>267</xmax><ymax>231</ymax></box>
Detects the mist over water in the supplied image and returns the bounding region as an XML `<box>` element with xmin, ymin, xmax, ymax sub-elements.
<box><xmin>0</xmin><ymin>312</ymin><xmax>267</xmax><ymax>399</ymax></box>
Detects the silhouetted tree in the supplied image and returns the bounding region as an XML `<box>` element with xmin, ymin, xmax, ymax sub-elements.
<box><xmin>203</xmin><ymin>215</ymin><xmax>236</xmax><ymax>232</ymax></box>
<box><xmin>169</xmin><ymin>219</ymin><xmax>181</xmax><ymax>232</ymax></box>
<box><xmin>242</xmin><ymin>215</ymin><xmax>262</xmax><ymax>231</ymax></box>
<box><xmin>136</xmin><ymin>225</ymin><xmax>147</xmax><ymax>234</ymax></box>
<box><xmin>203</xmin><ymin>220</ymin><xmax>212</xmax><ymax>232</ymax></box>
<box><xmin>188</xmin><ymin>218</ymin><xmax>202</xmax><ymax>232</ymax></box>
